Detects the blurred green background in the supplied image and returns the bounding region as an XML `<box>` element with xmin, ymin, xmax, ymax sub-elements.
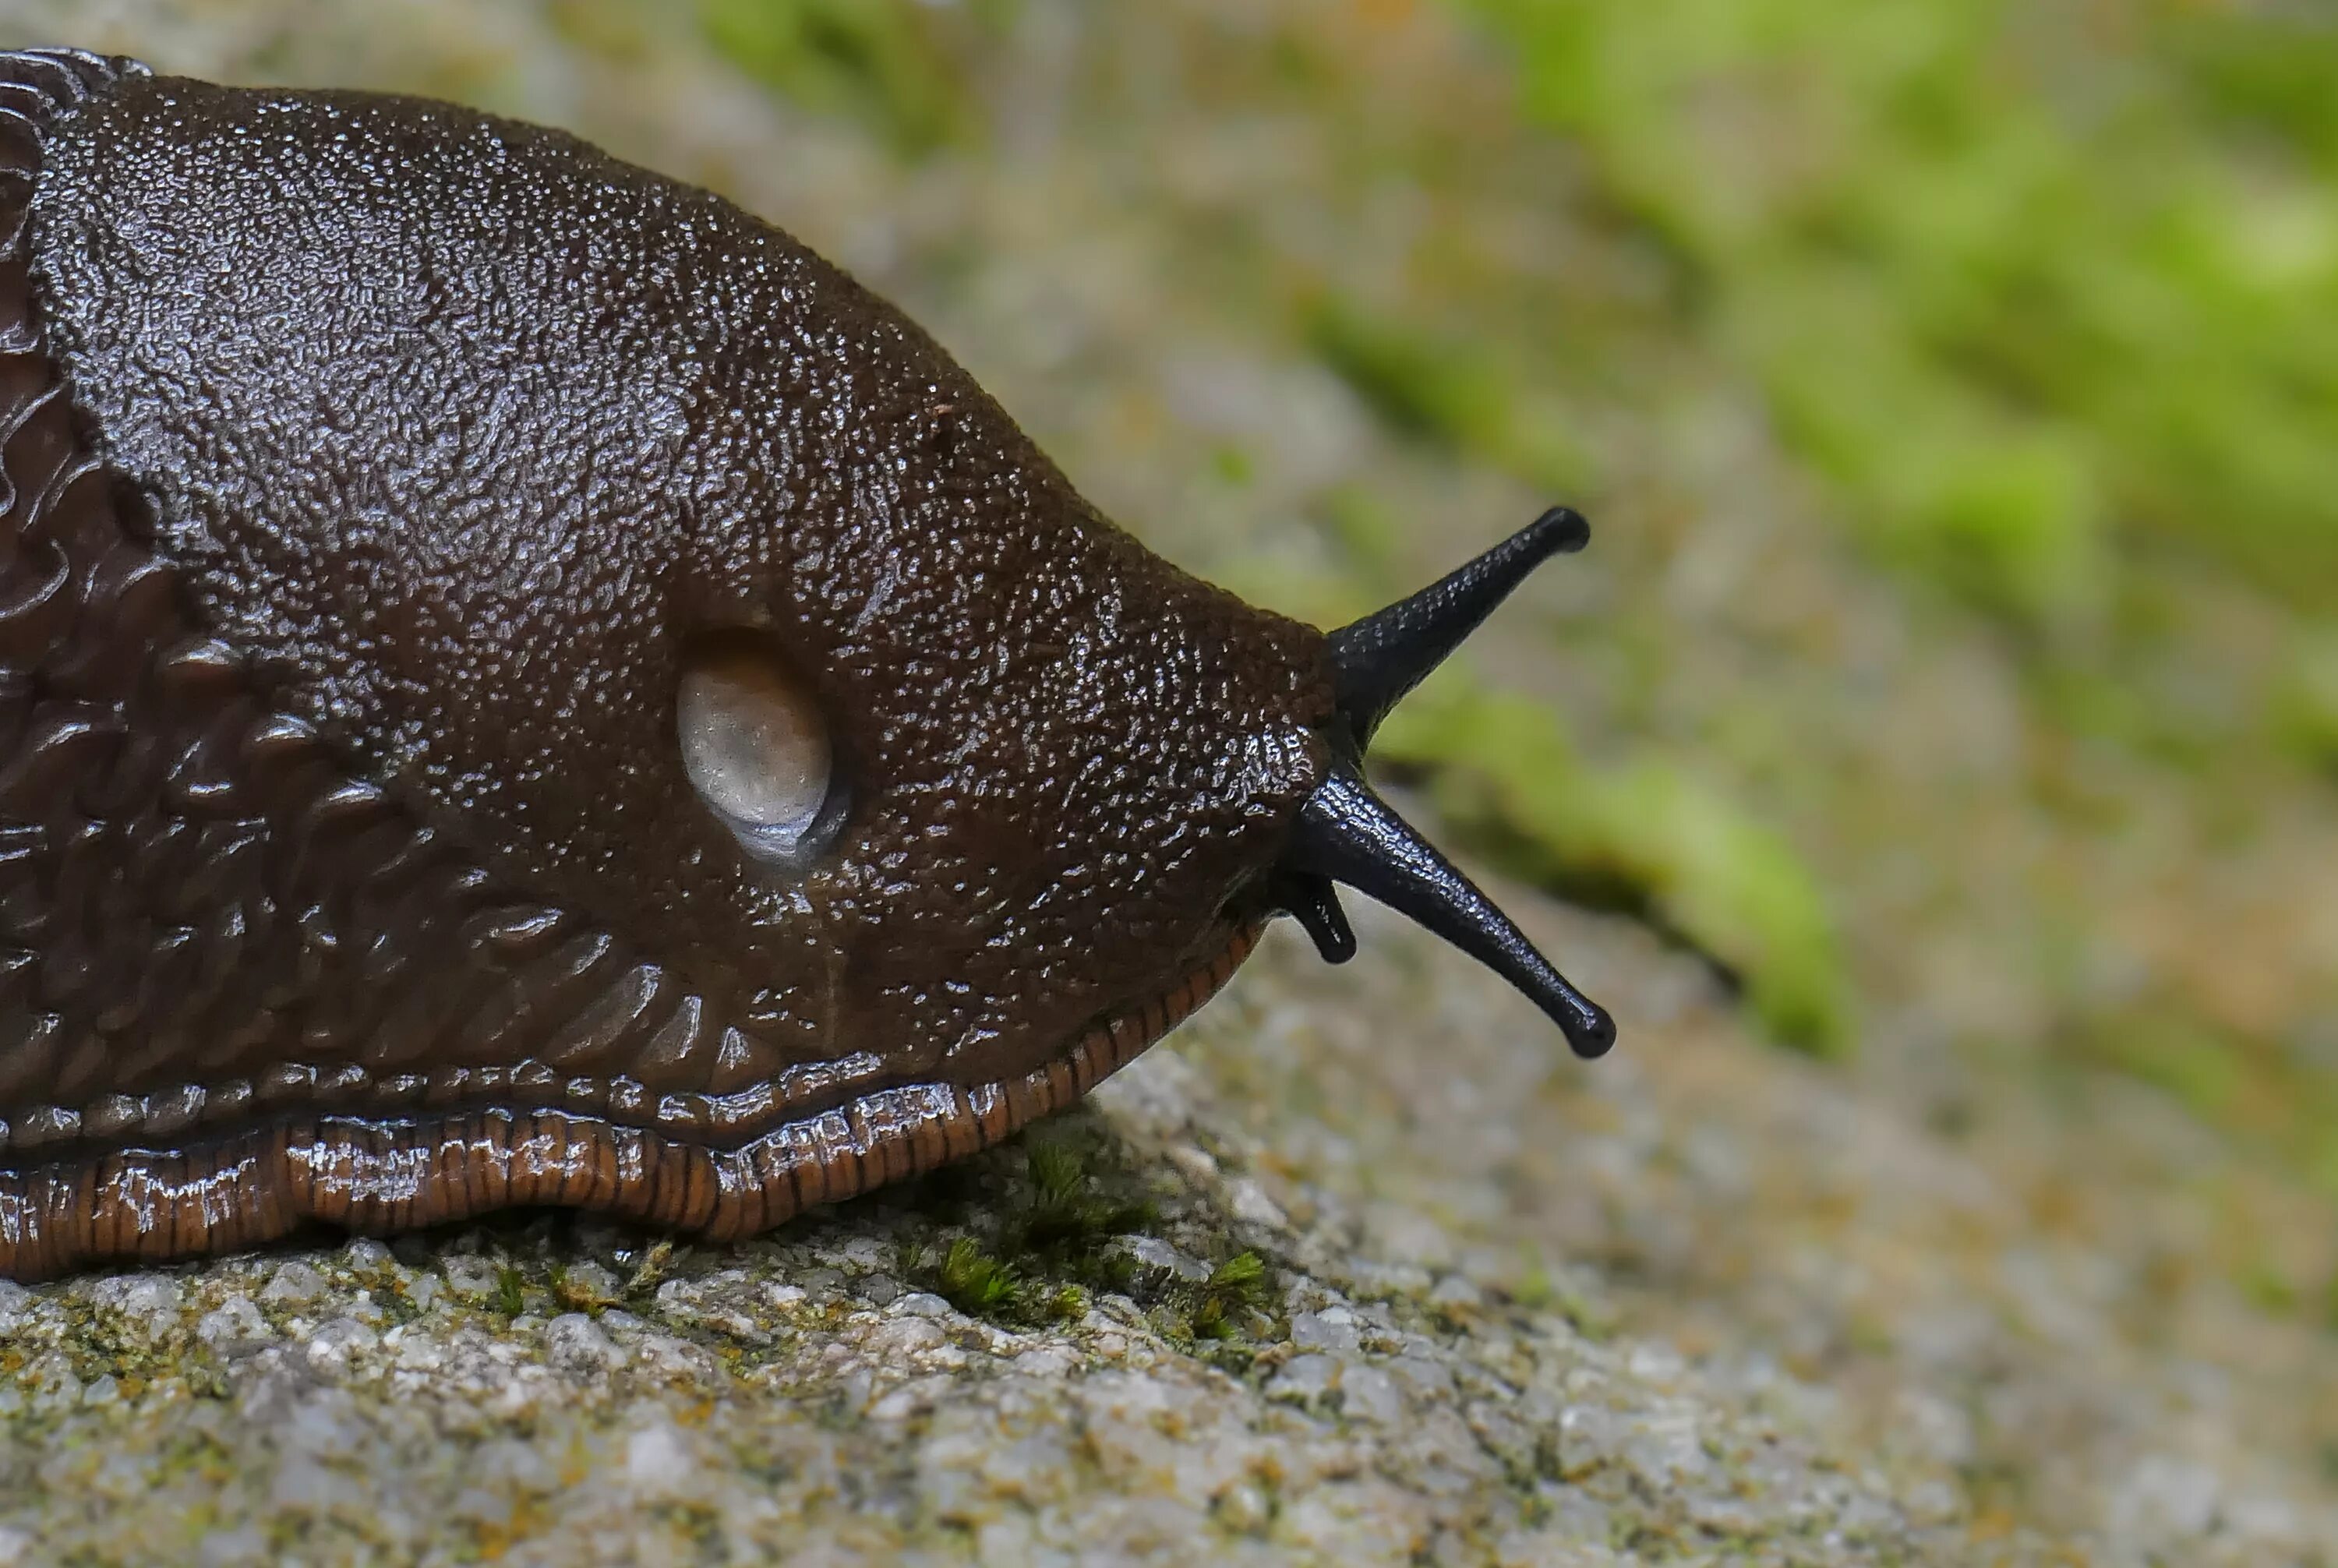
<box><xmin>28</xmin><ymin>0</ymin><xmax>2338</xmax><ymax>1524</ymax></box>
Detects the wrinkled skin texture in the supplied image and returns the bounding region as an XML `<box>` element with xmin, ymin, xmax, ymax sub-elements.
<box><xmin>29</xmin><ymin>74</ymin><xmax>1333</xmax><ymax>1093</ymax></box>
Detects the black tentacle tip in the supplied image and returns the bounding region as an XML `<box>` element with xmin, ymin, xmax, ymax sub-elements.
<box><xmin>1529</xmin><ymin>504</ymin><xmax>1591</xmax><ymax>555</ymax></box>
<box><xmin>1324</xmin><ymin>503</ymin><xmax>1597</xmax><ymax>749</ymax></box>
<box><xmin>1279</xmin><ymin>770</ymin><xmax>1618</xmax><ymax>1059</ymax></box>
<box><xmin>1277</xmin><ymin>505</ymin><xmax>1614</xmax><ymax>1059</ymax></box>
<box><xmin>1559</xmin><ymin>994</ymin><xmax>1617</xmax><ymax>1060</ymax></box>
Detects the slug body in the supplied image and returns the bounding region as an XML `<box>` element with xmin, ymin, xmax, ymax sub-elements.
<box><xmin>0</xmin><ymin>50</ymin><xmax>1609</xmax><ymax>1278</ymax></box>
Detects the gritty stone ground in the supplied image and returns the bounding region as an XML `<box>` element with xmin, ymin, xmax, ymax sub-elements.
<box><xmin>0</xmin><ymin>906</ymin><xmax>2322</xmax><ymax>1564</ymax></box>
<box><xmin>0</xmin><ymin>922</ymin><xmax>1969</xmax><ymax>1567</ymax></box>
<box><xmin>0</xmin><ymin>1150</ymin><xmax>1937</xmax><ymax>1565</ymax></box>
<box><xmin>1</xmin><ymin>1</ymin><xmax>2334</xmax><ymax>1563</ymax></box>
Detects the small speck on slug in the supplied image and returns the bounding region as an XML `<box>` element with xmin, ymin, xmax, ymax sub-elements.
<box><xmin>0</xmin><ymin>46</ymin><xmax>1612</xmax><ymax>1280</ymax></box>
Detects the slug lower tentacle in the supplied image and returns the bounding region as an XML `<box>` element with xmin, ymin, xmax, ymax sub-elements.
<box><xmin>0</xmin><ymin>47</ymin><xmax>1609</xmax><ymax>1279</ymax></box>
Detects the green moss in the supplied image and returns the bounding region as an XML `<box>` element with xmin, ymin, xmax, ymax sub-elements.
<box><xmin>1309</xmin><ymin>300</ymin><xmax>1507</xmax><ymax>447</ymax></box>
<box><xmin>1452</xmin><ymin>0</ymin><xmax>2338</xmax><ymax>617</ymax></box>
<box><xmin>1208</xmin><ymin>444</ymin><xmax>1259</xmax><ymax>489</ymax></box>
<box><xmin>626</xmin><ymin>1240</ymin><xmax>678</xmax><ymax>1299</ymax></box>
<box><xmin>2240</xmin><ymin>1259</ymin><xmax>2300</xmax><ymax>1319</ymax></box>
<box><xmin>907</xmin><ymin>1135</ymin><xmax>1150</xmax><ymax>1325</ymax></box>
<box><xmin>2087</xmin><ymin>1015</ymin><xmax>2243</xmax><ymax>1119</ymax></box>
<box><xmin>2075</xmin><ymin>1010</ymin><xmax>2338</xmax><ymax>1211</ymax></box>
<box><xmin>1757</xmin><ymin>317</ymin><xmax>2108</xmax><ymax>627</ymax></box>
<box><xmin>1022</xmin><ymin>1136</ymin><xmax>1157</xmax><ymax>1247</ymax></box>
<box><xmin>1305</xmin><ymin>297</ymin><xmax>1595</xmax><ymax>493</ymax></box>
<box><xmin>903</xmin><ymin>1130</ymin><xmax>1276</xmax><ymax>1348</ymax></box>
<box><xmin>699</xmin><ymin>0</ymin><xmax>1001</xmax><ymax>155</ymax></box>
<box><xmin>2272</xmin><ymin>627</ymin><xmax>2338</xmax><ymax>775</ymax></box>
<box><xmin>934</xmin><ymin>1237</ymin><xmax>1022</xmax><ymax>1317</ymax></box>
<box><xmin>1317</xmin><ymin>487</ymin><xmax>1410</xmax><ymax>581</ymax></box>
<box><xmin>1382</xmin><ymin>682</ymin><xmax>1851</xmax><ymax>1057</ymax></box>
<box><xmin>1190</xmin><ymin>1252</ymin><xmax>1271</xmax><ymax>1340</ymax></box>
<box><xmin>549</xmin><ymin>1264</ymin><xmax>621</xmax><ymax>1316</ymax></box>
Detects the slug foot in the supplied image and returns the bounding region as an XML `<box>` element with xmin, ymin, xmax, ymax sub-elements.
<box><xmin>0</xmin><ymin>928</ymin><xmax>1258</xmax><ymax>1279</ymax></box>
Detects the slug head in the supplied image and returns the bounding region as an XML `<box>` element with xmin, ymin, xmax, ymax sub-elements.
<box><xmin>1266</xmin><ymin>507</ymin><xmax>1615</xmax><ymax>1058</ymax></box>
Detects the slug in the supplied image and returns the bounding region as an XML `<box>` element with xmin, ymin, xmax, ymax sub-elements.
<box><xmin>0</xmin><ymin>48</ymin><xmax>1611</xmax><ymax>1279</ymax></box>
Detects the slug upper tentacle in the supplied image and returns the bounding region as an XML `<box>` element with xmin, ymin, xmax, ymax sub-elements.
<box><xmin>0</xmin><ymin>45</ymin><xmax>1609</xmax><ymax>1279</ymax></box>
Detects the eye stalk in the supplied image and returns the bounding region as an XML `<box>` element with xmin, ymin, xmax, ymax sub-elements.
<box><xmin>1326</xmin><ymin>506</ymin><xmax>1588</xmax><ymax>750</ymax></box>
<box><xmin>1267</xmin><ymin>868</ymin><xmax>1356</xmax><ymax>965</ymax></box>
<box><xmin>1273</xmin><ymin>508</ymin><xmax>1615</xmax><ymax>1059</ymax></box>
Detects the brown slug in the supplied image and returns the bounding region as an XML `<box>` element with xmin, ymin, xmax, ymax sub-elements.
<box><xmin>0</xmin><ymin>48</ymin><xmax>1610</xmax><ymax>1279</ymax></box>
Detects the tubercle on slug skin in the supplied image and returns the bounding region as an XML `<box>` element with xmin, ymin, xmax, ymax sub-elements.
<box><xmin>0</xmin><ymin>49</ymin><xmax>1606</xmax><ymax>1280</ymax></box>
